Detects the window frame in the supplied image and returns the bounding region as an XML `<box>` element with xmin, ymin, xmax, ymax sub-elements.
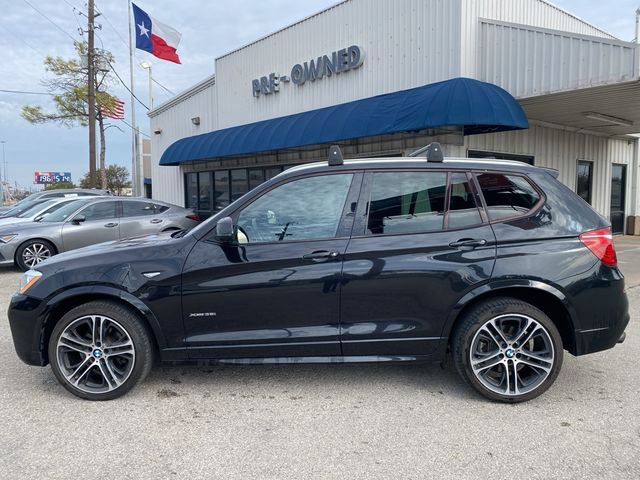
<box><xmin>74</xmin><ymin>200</ymin><xmax>118</xmax><ymax>222</ymax></box>
<box><xmin>353</xmin><ymin>169</ymin><xmax>487</xmax><ymax>238</ymax></box>
<box><xmin>205</xmin><ymin>171</ymin><xmax>363</xmax><ymax>245</ymax></box>
<box><xmin>471</xmin><ymin>171</ymin><xmax>546</xmax><ymax>224</ymax></box>
<box><xmin>468</xmin><ymin>150</ymin><xmax>535</xmax><ymax>165</ymax></box>
<box><xmin>120</xmin><ymin>199</ymin><xmax>157</xmax><ymax>218</ymax></box>
<box><xmin>576</xmin><ymin>160</ymin><xmax>594</xmax><ymax>205</ymax></box>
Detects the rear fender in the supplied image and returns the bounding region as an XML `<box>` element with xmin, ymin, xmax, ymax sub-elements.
<box><xmin>441</xmin><ymin>279</ymin><xmax>578</xmax><ymax>339</ymax></box>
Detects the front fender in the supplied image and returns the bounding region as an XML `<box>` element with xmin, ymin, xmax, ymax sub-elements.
<box><xmin>41</xmin><ymin>284</ymin><xmax>167</xmax><ymax>349</ymax></box>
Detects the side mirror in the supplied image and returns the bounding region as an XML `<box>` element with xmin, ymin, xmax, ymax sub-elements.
<box><xmin>72</xmin><ymin>214</ymin><xmax>86</xmax><ymax>225</ymax></box>
<box><xmin>215</xmin><ymin>216</ymin><xmax>235</xmax><ymax>242</ymax></box>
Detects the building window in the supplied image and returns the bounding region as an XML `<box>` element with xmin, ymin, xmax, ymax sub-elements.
<box><xmin>248</xmin><ymin>169</ymin><xmax>265</xmax><ymax>190</ymax></box>
<box><xmin>186</xmin><ymin>166</ymin><xmax>289</xmax><ymax>217</ymax></box>
<box><xmin>468</xmin><ymin>150</ymin><xmax>535</xmax><ymax>165</ymax></box>
<box><xmin>185</xmin><ymin>172</ymin><xmax>198</xmax><ymax>209</ymax></box>
<box><xmin>214</xmin><ymin>170</ymin><xmax>230</xmax><ymax>212</ymax></box>
<box><xmin>198</xmin><ymin>172</ymin><xmax>212</xmax><ymax>212</ymax></box>
<box><xmin>576</xmin><ymin>160</ymin><xmax>593</xmax><ymax>204</ymax></box>
<box><xmin>231</xmin><ymin>169</ymin><xmax>249</xmax><ymax>202</ymax></box>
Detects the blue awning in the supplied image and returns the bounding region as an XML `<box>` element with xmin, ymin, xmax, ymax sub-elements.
<box><xmin>160</xmin><ymin>77</ymin><xmax>528</xmax><ymax>166</ymax></box>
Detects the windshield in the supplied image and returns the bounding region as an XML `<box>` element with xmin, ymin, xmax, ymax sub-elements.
<box><xmin>39</xmin><ymin>199</ymin><xmax>94</xmax><ymax>222</ymax></box>
<box><xmin>16</xmin><ymin>199</ymin><xmax>58</xmax><ymax>218</ymax></box>
<box><xmin>0</xmin><ymin>199</ymin><xmax>46</xmax><ymax>218</ymax></box>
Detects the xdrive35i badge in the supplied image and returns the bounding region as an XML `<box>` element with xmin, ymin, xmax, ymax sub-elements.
<box><xmin>188</xmin><ymin>312</ymin><xmax>217</xmax><ymax>318</ymax></box>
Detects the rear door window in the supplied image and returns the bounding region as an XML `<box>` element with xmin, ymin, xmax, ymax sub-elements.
<box><xmin>447</xmin><ymin>173</ymin><xmax>482</xmax><ymax>228</ymax></box>
<box><xmin>122</xmin><ymin>201</ymin><xmax>156</xmax><ymax>217</ymax></box>
<box><xmin>78</xmin><ymin>201</ymin><xmax>118</xmax><ymax>221</ymax></box>
<box><xmin>475</xmin><ymin>173</ymin><xmax>540</xmax><ymax>221</ymax></box>
<box><xmin>367</xmin><ymin>172</ymin><xmax>446</xmax><ymax>235</ymax></box>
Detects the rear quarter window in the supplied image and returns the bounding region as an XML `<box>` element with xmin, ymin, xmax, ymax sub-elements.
<box><xmin>476</xmin><ymin>173</ymin><xmax>541</xmax><ymax>221</ymax></box>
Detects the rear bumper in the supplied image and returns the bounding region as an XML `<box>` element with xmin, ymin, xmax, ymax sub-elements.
<box><xmin>569</xmin><ymin>266</ymin><xmax>630</xmax><ymax>355</ymax></box>
<box><xmin>574</xmin><ymin>317</ymin><xmax>629</xmax><ymax>356</ymax></box>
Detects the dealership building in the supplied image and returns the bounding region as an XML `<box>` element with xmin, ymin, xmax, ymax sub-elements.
<box><xmin>147</xmin><ymin>0</ymin><xmax>640</xmax><ymax>234</ymax></box>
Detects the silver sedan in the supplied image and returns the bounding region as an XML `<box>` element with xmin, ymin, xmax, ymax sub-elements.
<box><xmin>0</xmin><ymin>197</ymin><xmax>200</xmax><ymax>270</ymax></box>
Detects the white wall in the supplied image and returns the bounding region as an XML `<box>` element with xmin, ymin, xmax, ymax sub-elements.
<box><xmin>466</xmin><ymin>123</ymin><xmax>637</xmax><ymax>217</ymax></box>
<box><xmin>477</xmin><ymin>20</ymin><xmax>637</xmax><ymax>98</ymax></box>
<box><xmin>460</xmin><ymin>0</ymin><xmax>618</xmax><ymax>77</ymax></box>
<box><xmin>214</xmin><ymin>0</ymin><xmax>463</xmax><ymax>128</ymax></box>
<box><xmin>150</xmin><ymin>78</ymin><xmax>218</xmax><ymax>205</ymax></box>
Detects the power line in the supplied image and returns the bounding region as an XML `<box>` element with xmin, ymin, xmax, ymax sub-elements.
<box><xmin>118</xmin><ymin>117</ymin><xmax>150</xmax><ymax>138</ymax></box>
<box><xmin>94</xmin><ymin>2</ymin><xmax>129</xmax><ymax>49</ymax></box>
<box><xmin>22</xmin><ymin>0</ymin><xmax>77</xmax><ymax>42</ymax></box>
<box><xmin>61</xmin><ymin>0</ymin><xmax>86</xmax><ymax>37</ymax></box>
<box><xmin>0</xmin><ymin>89</ymin><xmax>52</xmax><ymax>95</ymax></box>
<box><xmin>0</xmin><ymin>23</ymin><xmax>49</xmax><ymax>57</ymax></box>
<box><xmin>106</xmin><ymin>59</ymin><xmax>149</xmax><ymax>110</ymax></box>
<box><xmin>152</xmin><ymin>77</ymin><xmax>175</xmax><ymax>96</ymax></box>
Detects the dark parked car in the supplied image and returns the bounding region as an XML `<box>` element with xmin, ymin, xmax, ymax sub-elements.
<box><xmin>8</xmin><ymin>145</ymin><xmax>629</xmax><ymax>402</ymax></box>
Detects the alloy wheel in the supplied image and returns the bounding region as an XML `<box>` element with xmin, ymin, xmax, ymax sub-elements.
<box><xmin>469</xmin><ymin>314</ymin><xmax>555</xmax><ymax>397</ymax></box>
<box><xmin>22</xmin><ymin>243</ymin><xmax>52</xmax><ymax>268</ymax></box>
<box><xmin>56</xmin><ymin>315</ymin><xmax>136</xmax><ymax>394</ymax></box>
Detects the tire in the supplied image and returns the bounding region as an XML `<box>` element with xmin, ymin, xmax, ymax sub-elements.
<box><xmin>452</xmin><ymin>297</ymin><xmax>563</xmax><ymax>403</ymax></box>
<box><xmin>48</xmin><ymin>301</ymin><xmax>154</xmax><ymax>401</ymax></box>
<box><xmin>15</xmin><ymin>239</ymin><xmax>56</xmax><ymax>271</ymax></box>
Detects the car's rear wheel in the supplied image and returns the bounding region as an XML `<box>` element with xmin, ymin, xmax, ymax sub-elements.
<box><xmin>48</xmin><ymin>301</ymin><xmax>153</xmax><ymax>400</ymax></box>
<box><xmin>16</xmin><ymin>239</ymin><xmax>56</xmax><ymax>271</ymax></box>
<box><xmin>452</xmin><ymin>297</ymin><xmax>563</xmax><ymax>403</ymax></box>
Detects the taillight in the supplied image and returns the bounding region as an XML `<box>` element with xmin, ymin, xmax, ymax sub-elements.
<box><xmin>579</xmin><ymin>226</ymin><xmax>617</xmax><ymax>267</ymax></box>
<box><xmin>186</xmin><ymin>213</ymin><xmax>201</xmax><ymax>221</ymax></box>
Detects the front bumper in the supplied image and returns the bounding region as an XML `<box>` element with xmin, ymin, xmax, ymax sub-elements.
<box><xmin>7</xmin><ymin>293</ymin><xmax>47</xmax><ymax>366</ymax></box>
<box><xmin>0</xmin><ymin>242</ymin><xmax>17</xmax><ymax>266</ymax></box>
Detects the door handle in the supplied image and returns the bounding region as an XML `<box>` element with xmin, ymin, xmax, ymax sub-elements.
<box><xmin>150</xmin><ymin>219</ymin><xmax>163</xmax><ymax>224</ymax></box>
<box><xmin>449</xmin><ymin>238</ymin><xmax>487</xmax><ymax>249</ymax></box>
<box><xmin>104</xmin><ymin>222</ymin><xmax>119</xmax><ymax>228</ymax></box>
<box><xmin>302</xmin><ymin>251</ymin><xmax>340</xmax><ymax>261</ymax></box>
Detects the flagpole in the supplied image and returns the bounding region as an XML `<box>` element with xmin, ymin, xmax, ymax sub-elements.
<box><xmin>127</xmin><ymin>0</ymin><xmax>139</xmax><ymax>196</ymax></box>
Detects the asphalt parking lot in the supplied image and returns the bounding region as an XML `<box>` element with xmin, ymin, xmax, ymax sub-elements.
<box><xmin>1</xmin><ymin>239</ymin><xmax>639</xmax><ymax>479</ymax></box>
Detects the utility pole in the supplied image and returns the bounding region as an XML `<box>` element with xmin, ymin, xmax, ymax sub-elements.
<box><xmin>87</xmin><ymin>0</ymin><xmax>97</xmax><ymax>187</ymax></box>
<box><xmin>0</xmin><ymin>141</ymin><xmax>5</xmax><ymax>206</ymax></box>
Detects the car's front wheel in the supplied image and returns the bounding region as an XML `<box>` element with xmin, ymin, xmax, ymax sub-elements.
<box><xmin>15</xmin><ymin>239</ymin><xmax>56</xmax><ymax>271</ymax></box>
<box><xmin>48</xmin><ymin>301</ymin><xmax>153</xmax><ymax>400</ymax></box>
<box><xmin>452</xmin><ymin>297</ymin><xmax>563</xmax><ymax>403</ymax></box>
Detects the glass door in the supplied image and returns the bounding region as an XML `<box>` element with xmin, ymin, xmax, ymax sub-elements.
<box><xmin>610</xmin><ymin>164</ymin><xmax>626</xmax><ymax>234</ymax></box>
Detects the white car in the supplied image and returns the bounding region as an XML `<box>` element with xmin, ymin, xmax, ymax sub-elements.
<box><xmin>0</xmin><ymin>197</ymin><xmax>107</xmax><ymax>227</ymax></box>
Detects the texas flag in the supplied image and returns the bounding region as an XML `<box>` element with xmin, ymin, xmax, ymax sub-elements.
<box><xmin>132</xmin><ymin>3</ymin><xmax>182</xmax><ymax>64</ymax></box>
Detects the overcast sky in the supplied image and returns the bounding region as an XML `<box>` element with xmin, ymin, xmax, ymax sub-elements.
<box><xmin>0</xmin><ymin>0</ymin><xmax>638</xmax><ymax>189</ymax></box>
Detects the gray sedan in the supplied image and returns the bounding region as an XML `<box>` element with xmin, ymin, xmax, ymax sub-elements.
<box><xmin>0</xmin><ymin>197</ymin><xmax>200</xmax><ymax>270</ymax></box>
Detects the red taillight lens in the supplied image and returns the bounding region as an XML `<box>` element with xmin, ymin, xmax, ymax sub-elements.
<box><xmin>186</xmin><ymin>213</ymin><xmax>201</xmax><ymax>222</ymax></box>
<box><xmin>579</xmin><ymin>226</ymin><xmax>617</xmax><ymax>267</ymax></box>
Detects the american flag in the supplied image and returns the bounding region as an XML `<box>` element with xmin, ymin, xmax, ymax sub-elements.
<box><xmin>101</xmin><ymin>99</ymin><xmax>125</xmax><ymax>119</ymax></box>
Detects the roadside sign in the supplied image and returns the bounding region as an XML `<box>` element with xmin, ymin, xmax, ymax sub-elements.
<box><xmin>34</xmin><ymin>171</ymin><xmax>72</xmax><ymax>184</ymax></box>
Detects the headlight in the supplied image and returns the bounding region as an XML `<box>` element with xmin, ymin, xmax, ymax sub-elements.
<box><xmin>19</xmin><ymin>270</ymin><xmax>42</xmax><ymax>294</ymax></box>
<box><xmin>0</xmin><ymin>234</ymin><xmax>16</xmax><ymax>243</ymax></box>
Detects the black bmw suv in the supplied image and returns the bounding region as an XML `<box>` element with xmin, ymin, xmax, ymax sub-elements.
<box><xmin>8</xmin><ymin>145</ymin><xmax>629</xmax><ymax>402</ymax></box>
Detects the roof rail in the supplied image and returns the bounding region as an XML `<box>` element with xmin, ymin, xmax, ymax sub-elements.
<box><xmin>328</xmin><ymin>145</ymin><xmax>344</xmax><ymax>166</ymax></box>
<box><xmin>408</xmin><ymin>142</ymin><xmax>444</xmax><ymax>162</ymax></box>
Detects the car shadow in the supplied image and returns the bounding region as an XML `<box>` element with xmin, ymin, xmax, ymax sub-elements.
<box><xmin>142</xmin><ymin>360</ymin><xmax>479</xmax><ymax>401</ymax></box>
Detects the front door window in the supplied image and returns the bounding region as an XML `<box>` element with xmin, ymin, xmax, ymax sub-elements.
<box><xmin>237</xmin><ymin>174</ymin><xmax>353</xmax><ymax>243</ymax></box>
